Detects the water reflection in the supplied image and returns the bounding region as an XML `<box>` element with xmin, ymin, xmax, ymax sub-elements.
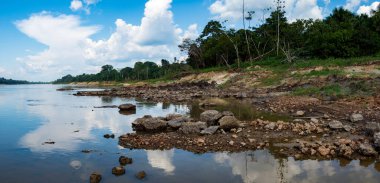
<box><xmin>18</xmin><ymin>88</ymin><xmax>189</xmax><ymax>153</ymax></box>
<box><xmin>146</xmin><ymin>150</ymin><xmax>176</xmax><ymax>174</ymax></box>
<box><xmin>214</xmin><ymin>150</ymin><xmax>380</xmax><ymax>183</ymax></box>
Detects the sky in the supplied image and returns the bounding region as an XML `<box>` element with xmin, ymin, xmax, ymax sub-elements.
<box><xmin>0</xmin><ymin>0</ymin><xmax>379</xmax><ymax>81</ymax></box>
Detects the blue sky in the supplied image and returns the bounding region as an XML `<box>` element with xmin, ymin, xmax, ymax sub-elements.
<box><xmin>0</xmin><ymin>0</ymin><xmax>379</xmax><ymax>81</ymax></box>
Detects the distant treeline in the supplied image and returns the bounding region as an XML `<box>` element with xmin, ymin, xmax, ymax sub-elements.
<box><xmin>55</xmin><ymin>7</ymin><xmax>380</xmax><ymax>83</ymax></box>
<box><xmin>0</xmin><ymin>77</ymin><xmax>46</xmax><ymax>85</ymax></box>
<box><xmin>53</xmin><ymin>60</ymin><xmax>192</xmax><ymax>83</ymax></box>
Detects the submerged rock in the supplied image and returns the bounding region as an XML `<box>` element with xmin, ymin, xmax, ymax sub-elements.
<box><xmin>132</xmin><ymin>116</ymin><xmax>167</xmax><ymax>132</ymax></box>
<box><xmin>90</xmin><ymin>172</ymin><xmax>102</xmax><ymax>183</ymax></box>
<box><xmin>350</xmin><ymin>113</ymin><xmax>364</xmax><ymax>122</ymax></box>
<box><xmin>118</xmin><ymin>104</ymin><xmax>136</xmax><ymax>111</ymax></box>
<box><xmin>103</xmin><ymin>134</ymin><xmax>115</xmax><ymax>139</ymax></box>
<box><xmin>328</xmin><ymin>120</ymin><xmax>343</xmax><ymax>130</ymax></box>
<box><xmin>200</xmin><ymin>110</ymin><xmax>223</xmax><ymax>126</ymax></box>
<box><xmin>119</xmin><ymin>156</ymin><xmax>133</xmax><ymax>166</ymax></box>
<box><xmin>112</xmin><ymin>166</ymin><xmax>125</xmax><ymax>176</ymax></box>
<box><xmin>200</xmin><ymin>126</ymin><xmax>219</xmax><ymax>135</ymax></box>
<box><xmin>179</xmin><ymin>122</ymin><xmax>207</xmax><ymax>134</ymax></box>
<box><xmin>135</xmin><ymin>171</ymin><xmax>146</xmax><ymax>180</ymax></box>
<box><xmin>218</xmin><ymin>116</ymin><xmax>240</xmax><ymax>130</ymax></box>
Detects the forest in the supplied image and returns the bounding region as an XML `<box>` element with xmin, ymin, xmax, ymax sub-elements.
<box><xmin>54</xmin><ymin>6</ymin><xmax>380</xmax><ymax>83</ymax></box>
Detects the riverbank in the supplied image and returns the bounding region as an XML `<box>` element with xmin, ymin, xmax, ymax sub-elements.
<box><xmin>72</xmin><ymin>59</ymin><xmax>380</xmax><ymax>161</ymax></box>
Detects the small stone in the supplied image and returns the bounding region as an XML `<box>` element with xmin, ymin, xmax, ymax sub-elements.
<box><xmin>328</xmin><ymin>120</ymin><xmax>343</xmax><ymax>130</ymax></box>
<box><xmin>229</xmin><ymin>141</ymin><xmax>234</xmax><ymax>145</ymax></box>
<box><xmin>296</xmin><ymin>111</ymin><xmax>305</xmax><ymax>116</ymax></box>
<box><xmin>200</xmin><ymin>126</ymin><xmax>219</xmax><ymax>135</ymax></box>
<box><xmin>310</xmin><ymin>118</ymin><xmax>319</xmax><ymax>123</ymax></box>
<box><xmin>112</xmin><ymin>166</ymin><xmax>125</xmax><ymax>176</ymax></box>
<box><xmin>248</xmin><ymin>138</ymin><xmax>256</xmax><ymax>143</ymax></box>
<box><xmin>318</xmin><ymin>146</ymin><xmax>330</xmax><ymax>156</ymax></box>
<box><xmin>311</xmin><ymin>148</ymin><xmax>317</xmax><ymax>156</ymax></box>
<box><xmin>240</xmin><ymin>142</ymin><xmax>246</xmax><ymax>146</ymax></box>
<box><xmin>350</xmin><ymin>113</ymin><xmax>364</xmax><ymax>122</ymax></box>
<box><xmin>359</xmin><ymin>144</ymin><xmax>377</xmax><ymax>156</ymax></box>
<box><xmin>90</xmin><ymin>172</ymin><xmax>102</xmax><ymax>183</ymax></box>
<box><xmin>343</xmin><ymin>125</ymin><xmax>353</xmax><ymax>132</ymax></box>
<box><xmin>265</xmin><ymin>122</ymin><xmax>276</xmax><ymax>130</ymax></box>
<box><xmin>135</xmin><ymin>171</ymin><xmax>146</xmax><ymax>180</ymax></box>
<box><xmin>232</xmin><ymin>134</ymin><xmax>238</xmax><ymax>139</ymax></box>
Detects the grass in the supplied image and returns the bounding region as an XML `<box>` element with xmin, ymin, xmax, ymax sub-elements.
<box><xmin>292</xmin><ymin>84</ymin><xmax>349</xmax><ymax>97</ymax></box>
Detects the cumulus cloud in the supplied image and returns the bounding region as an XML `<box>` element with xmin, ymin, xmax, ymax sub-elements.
<box><xmin>69</xmin><ymin>0</ymin><xmax>100</xmax><ymax>14</ymax></box>
<box><xmin>209</xmin><ymin>0</ymin><xmax>323</xmax><ymax>23</ymax></box>
<box><xmin>70</xmin><ymin>0</ymin><xmax>83</xmax><ymax>11</ymax></box>
<box><xmin>357</xmin><ymin>2</ymin><xmax>380</xmax><ymax>16</ymax></box>
<box><xmin>344</xmin><ymin>0</ymin><xmax>363</xmax><ymax>11</ymax></box>
<box><xmin>15</xmin><ymin>0</ymin><xmax>197</xmax><ymax>81</ymax></box>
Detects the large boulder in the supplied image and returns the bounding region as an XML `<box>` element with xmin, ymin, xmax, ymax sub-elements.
<box><xmin>200</xmin><ymin>110</ymin><xmax>223</xmax><ymax>126</ymax></box>
<box><xmin>118</xmin><ymin>104</ymin><xmax>136</xmax><ymax>111</ymax></box>
<box><xmin>179</xmin><ymin>122</ymin><xmax>207</xmax><ymax>134</ymax></box>
<box><xmin>167</xmin><ymin>117</ymin><xmax>192</xmax><ymax>129</ymax></box>
<box><xmin>350</xmin><ymin>113</ymin><xmax>364</xmax><ymax>122</ymax></box>
<box><xmin>219</xmin><ymin>116</ymin><xmax>240</xmax><ymax>130</ymax></box>
<box><xmin>132</xmin><ymin>115</ymin><xmax>167</xmax><ymax>132</ymax></box>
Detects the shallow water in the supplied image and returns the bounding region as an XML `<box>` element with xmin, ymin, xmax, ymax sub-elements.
<box><xmin>0</xmin><ymin>84</ymin><xmax>380</xmax><ymax>183</ymax></box>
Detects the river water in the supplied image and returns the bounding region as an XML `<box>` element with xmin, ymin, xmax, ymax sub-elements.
<box><xmin>0</xmin><ymin>84</ymin><xmax>380</xmax><ymax>183</ymax></box>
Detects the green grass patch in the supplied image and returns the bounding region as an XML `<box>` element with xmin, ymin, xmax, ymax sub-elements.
<box><xmin>292</xmin><ymin>84</ymin><xmax>350</xmax><ymax>97</ymax></box>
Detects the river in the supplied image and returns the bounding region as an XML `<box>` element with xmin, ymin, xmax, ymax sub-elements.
<box><xmin>0</xmin><ymin>84</ymin><xmax>379</xmax><ymax>183</ymax></box>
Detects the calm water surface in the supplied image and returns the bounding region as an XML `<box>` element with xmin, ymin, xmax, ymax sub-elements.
<box><xmin>1</xmin><ymin>85</ymin><xmax>380</xmax><ymax>183</ymax></box>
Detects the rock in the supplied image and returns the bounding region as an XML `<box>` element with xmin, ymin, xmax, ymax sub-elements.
<box><xmin>165</xmin><ymin>114</ymin><xmax>183</xmax><ymax>121</ymax></box>
<box><xmin>90</xmin><ymin>172</ymin><xmax>102</xmax><ymax>183</ymax></box>
<box><xmin>264</xmin><ymin>122</ymin><xmax>276</xmax><ymax>130</ymax></box>
<box><xmin>296</xmin><ymin>111</ymin><xmax>305</xmax><ymax>116</ymax></box>
<box><xmin>232</xmin><ymin>134</ymin><xmax>238</xmax><ymax>138</ymax></box>
<box><xmin>118</xmin><ymin>104</ymin><xmax>136</xmax><ymax>111</ymax></box>
<box><xmin>328</xmin><ymin>120</ymin><xmax>343</xmax><ymax>130</ymax></box>
<box><xmin>179</xmin><ymin>122</ymin><xmax>207</xmax><ymax>134</ymax></box>
<box><xmin>359</xmin><ymin>144</ymin><xmax>377</xmax><ymax>156</ymax></box>
<box><xmin>135</xmin><ymin>171</ymin><xmax>146</xmax><ymax>180</ymax></box>
<box><xmin>200</xmin><ymin>110</ymin><xmax>223</xmax><ymax>126</ymax></box>
<box><xmin>132</xmin><ymin>116</ymin><xmax>167</xmax><ymax>132</ymax></box>
<box><xmin>318</xmin><ymin>146</ymin><xmax>330</xmax><ymax>156</ymax></box>
<box><xmin>374</xmin><ymin>132</ymin><xmax>380</xmax><ymax>147</ymax></box>
<box><xmin>229</xmin><ymin>141</ymin><xmax>234</xmax><ymax>145</ymax></box>
<box><xmin>365</xmin><ymin>122</ymin><xmax>380</xmax><ymax>136</ymax></box>
<box><xmin>350</xmin><ymin>113</ymin><xmax>364</xmax><ymax>122</ymax></box>
<box><xmin>167</xmin><ymin>117</ymin><xmax>190</xmax><ymax>129</ymax></box>
<box><xmin>119</xmin><ymin>156</ymin><xmax>133</xmax><ymax>166</ymax></box>
<box><xmin>310</xmin><ymin>118</ymin><xmax>319</xmax><ymax>123</ymax></box>
<box><xmin>222</xmin><ymin>111</ymin><xmax>234</xmax><ymax>116</ymax></box>
<box><xmin>218</xmin><ymin>116</ymin><xmax>240</xmax><ymax>130</ymax></box>
<box><xmin>103</xmin><ymin>134</ymin><xmax>115</xmax><ymax>139</ymax></box>
<box><xmin>199</xmin><ymin>102</ymin><xmax>217</xmax><ymax>107</ymax></box>
<box><xmin>338</xmin><ymin>144</ymin><xmax>353</xmax><ymax>159</ymax></box>
<box><xmin>112</xmin><ymin>166</ymin><xmax>125</xmax><ymax>176</ymax></box>
<box><xmin>343</xmin><ymin>125</ymin><xmax>353</xmax><ymax>132</ymax></box>
<box><xmin>200</xmin><ymin>126</ymin><xmax>219</xmax><ymax>135</ymax></box>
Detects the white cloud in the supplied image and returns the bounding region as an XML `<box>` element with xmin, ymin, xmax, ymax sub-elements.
<box><xmin>69</xmin><ymin>0</ymin><xmax>100</xmax><ymax>14</ymax></box>
<box><xmin>209</xmin><ymin>0</ymin><xmax>323</xmax><ymax>23</ymax></box>
<box><xmin>15</xmin><ymin>0</ymin><xmax>197</xmax><ymax>81</ymax></box>
<box><xmin>0</xmin><ymin>67</ymin><xmax>5</xmax><ymax>74</ymax></box>
<box><xmin>70</xmin><ymin>0</ymin><xmax>83</xmax><ymax>11</ymax></box>
<box><xmin>344</xmin><ymin>0</ymin><xmax>363</xmax><ymax>11</ymax></box>
<box><xmin>357</xmin><ymin>2</ymin><xmax>380</xmax><ymax>16</ymax></box>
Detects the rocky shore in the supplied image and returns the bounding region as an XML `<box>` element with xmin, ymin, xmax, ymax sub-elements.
<box><xmin>119</xmin><ymin>111</ymin><xmax>380</xmax><ymax>160</ymax></box>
